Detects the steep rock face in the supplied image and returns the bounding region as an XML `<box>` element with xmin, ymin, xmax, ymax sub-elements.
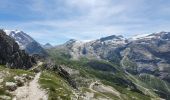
<box><xmin>123</xmin><ymin>32</ymin><xmax>170</xmax><ymax>82</ymax></box>
<box><xmin>4</xmin><ymin>30</ymin><xmax>47</xmax><ymax>57</ymax></box>
<box><xmin>0</xmin><ymin>30</ymin><xmax>35</xmax><ymax>69</ymax></box>
<box><xmin>58</xmin><ymin>35</ymin><xmax>127</xmax><ymax>63</ymax></box>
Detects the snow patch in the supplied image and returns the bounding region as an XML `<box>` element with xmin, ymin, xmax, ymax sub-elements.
<box><xmin>4</xmin><ymin>29</ymin><xmax>35</xmax><ymax>49</ymax></box>
<box><xmin>131</xmin><ymin>34</ymin><xmax>150</xmax><ymax>40</ymax></box>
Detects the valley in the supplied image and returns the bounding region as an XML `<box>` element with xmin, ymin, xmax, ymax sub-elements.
<box><xmin>0</xmin><ymin>29</ymin><xmax>170</xmax><ymax>100</ymax></box>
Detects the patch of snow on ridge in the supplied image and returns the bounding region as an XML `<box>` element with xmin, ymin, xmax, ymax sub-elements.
<box><xmin>4</xmin><ymin>29</ymin><xmax>35</xmax><ymax>49</ymax></box>
<box><xmin>4</xmin><ymin>30</ymin><xmax>12</xmax><ymax>35</ymax></box>
<box><xmin>4</xmin><ymin>30</ymin><xmax>34</xmax><ymax>42</ymax></box>
<box><xmin>131</xmin><ymin>34</ymin><xmax>150</xmax><ymax>40</ymax></box>
<box><xmin>4</xmin><ymin>30</ymin><xmax>21</xmax><ymax>35</ymax></box>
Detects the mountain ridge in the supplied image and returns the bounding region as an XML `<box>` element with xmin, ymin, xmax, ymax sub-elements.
<box><xmin>1</xmin><ymin>29</ymin><xmax>170</xmax><ymax>99</ymax></box>
<box><xmin>4</xmin><ymin>30</ymin><xmax>47</xmax><ymax>57</ymax></box>
<box><xmin>53</xmin><ymin>31</ymin><xmax>170</xmax><ymax>82</ymax></box>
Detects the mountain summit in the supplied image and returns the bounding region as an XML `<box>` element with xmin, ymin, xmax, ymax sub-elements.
<box><xmin>4</xmin><ymin>30</ymin><xmax>47</xmax><ymax>56</ymax></box>
<box><xmin>43</xmin><ymin>43</ymin><xmax>53</xmax><ymax>49</ymax></box>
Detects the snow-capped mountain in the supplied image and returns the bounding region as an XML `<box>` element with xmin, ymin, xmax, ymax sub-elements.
<box><xmin>53</xmin><ymin>32</ymin><xmax>170</xmax><ymax>83</ymax></box>
<box><xmin>5</xmin><ymin>30</ymin><xmax>34</xmax><ymax>49</ymax></box>
<box><xmin>4</xmin><ymin>30</ymin><xmax>47</xmax><ymax>56</ymax></box>
<box><xmin>54</xmin><ymin>35</ymin><xmax>127</xmax><ymax>61</ymax></box>
<box><xmin>131</xmin><ymin>31</ymin><xmax>170</xmax><ymax>41</ymax></box>
<box><xmin>130</xmin><ymin>34</ymin><xmax>150</xmax><ymax>40</ymax></box>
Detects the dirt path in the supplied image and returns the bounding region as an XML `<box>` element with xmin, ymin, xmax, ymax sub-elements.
<box><xmin>12</xmin><ymin>72</ymin><xmax>48</xmax><ymax>100</ymax></box>
<box><xmin>89</xmin><ymin>81</ymin><xmax>98</xmax><ymax>92</ymax></box>
<box><xmin>89</xmin><ymin>81</ymin><xmax>121</xmax><ymax>99</ymax></box>
<box><xmin>30</xmin><ymin>61</ymin><xmax>43</xmax><ymax>71</ymax></box>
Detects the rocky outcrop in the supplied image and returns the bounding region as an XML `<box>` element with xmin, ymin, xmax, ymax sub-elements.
<box><xmin>5</xmin><ymin>82</ymin><xmax>17</xmax><ymax>91</ymax></box>
<box><xmin>0</xmin><ymin>30</ymin><xmax>35</xmax><ymax>69</ymax></box>
<box><xmin>57</xmin><ymin>66</ymin><xmax>77</xmax><ymax>89</ymax></box>
<box><xmin>123</xmin><ymin>32</ymin><xmax>170</xmax><ymax>77</ymax></box>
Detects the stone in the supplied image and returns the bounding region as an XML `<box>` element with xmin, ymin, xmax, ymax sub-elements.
<box><xmin>5</xmin><ymin>82</ymin><xmax>17</xmax><ymax>91</ymax></box>
<box><xmin>14</xmin><ymin>76</ymin><xmax>25</xmax><ymax>86</ymax></box>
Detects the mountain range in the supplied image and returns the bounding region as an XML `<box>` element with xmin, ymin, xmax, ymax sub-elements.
<box><xmin>50</xmin><ymin>31</ymin><xmax>170</xmax><ymax>99</ymax></box>
<box><xmin>1</xmin><ymin>29</ymin><xmax>170</xmax><ymax>100</ymax></box>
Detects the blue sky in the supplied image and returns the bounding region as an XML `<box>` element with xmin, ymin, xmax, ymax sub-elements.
<box><xmin>0</xmin><ymin>0</ymin><xmax>170</xmax><ymax>45</ymax></box>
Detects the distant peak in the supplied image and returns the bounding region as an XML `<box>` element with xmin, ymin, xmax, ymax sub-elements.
<box><xmin>68</xmin><ymin>39</ymin><xmax>77</xmax><ymax>42</ymax></box>
<box><xmin>43</xmin><ymin>43</ymin><xmax>53</xmax><ymax>49</ymax></box>
<box><xmin>45</xmin><ymin>43</ymin><xmax>52</xmax><ymax>46</ymax></box>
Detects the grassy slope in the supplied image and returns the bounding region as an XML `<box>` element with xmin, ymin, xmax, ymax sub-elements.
<box><xmin>39</xmin><ymin>70</ymin><xmax>74</xmax><ymax>100</ymax></box>
<box><xmin>122</xmin><ymin>56</ymin><xmax>170</xmax><ymax>99</ymax></box>
<box><xmin>139</xmin><ymin>74</ymin><xmax>170</xmax><ymax>99</ymax></box>
<box><xmin>44</xmin><ymin>49</ymin><xmax>163</xmax><ymax>100</ymax></box>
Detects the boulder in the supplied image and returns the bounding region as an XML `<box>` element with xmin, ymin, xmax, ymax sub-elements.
<box><xmin>22</xmin><ymin>74</ymin><xmax>33</xmax><ymax>80</ymax></box>
<box><xmin>14</xmin><ymin>76</ymin><xmax>25</xmax><ymax>86</ymax></box>
<box><xmin>5</xmin><ymin>82</ymin><xmax>17</xmax><ymax>91</ymax></box>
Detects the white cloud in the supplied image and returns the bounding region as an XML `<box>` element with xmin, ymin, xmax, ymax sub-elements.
<box><xmin>1</xmin><ymin>0</ymin><xmax>170</xmax><ymax>45</ymax></box>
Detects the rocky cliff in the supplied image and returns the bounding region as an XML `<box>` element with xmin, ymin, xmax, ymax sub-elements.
<box><xmin>123</xmin><ymin>32</ymin><xmax>170</xmax><ymax>82</ymax></box>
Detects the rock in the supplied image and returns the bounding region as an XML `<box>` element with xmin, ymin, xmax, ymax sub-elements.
<box><xmin>5</xmin><ymin>82</ymin><xmax>17</xmax><ymax>91</ymax></box>
<box><xmin>60</xmin><ymin>65</ymin><xmax>79</xmax><ymax>75</ymax></box>
<box><xmin>58</xmin><ymin>66</ymin><xmax>77</xmax><ymax>89</ymax></box>
<box><xmin>14</xmin><ymin>76</ymin><xmax>25</xmax><ymax>86</ymax></box>
<box><xmin>33</xmin><ymin>67</ymin><xmax>41</xmax><ymax>73</ymax></box>
<box><xmin>28</xmin><ymin>76</ymin><xmax>34</xmax><ymax>80</ymax></box>
<box><xmin>22</xmin><ymin>74</ymin><xmax>28</xmax><ymax>77</ymax></box>
<box><xmin>22</xmin><ymin>74</ymin><xmax>33</xmax><ymax>80</ymax></box>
